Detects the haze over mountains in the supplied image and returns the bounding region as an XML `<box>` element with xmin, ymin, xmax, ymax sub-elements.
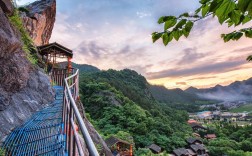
<box><xmin>185</xmin><ymin>78</ymin><xmax>252</xmax><ymax>102</ymax></box>
<box><xmin>68</xmin><ymin>62</ymin><xmax>252</xmax><ymax>103</ymax></box>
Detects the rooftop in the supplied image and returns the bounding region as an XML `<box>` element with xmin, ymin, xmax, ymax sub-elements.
<box><xmin>147</xmin><ymin>144</ymin><xmax>161</xmax><ymax>153</ymax></box>
<box><xmin>173</xmin><ymin>148</ymin><xmax>189</xmax><ymax>156</ymax></box>
<box><xmin>190</xmin><ymin>144</ymin><xmax>205</xmax><ymax>152</ymax></box>
<box><xmin>37</xmin><ymin>42</ymin><xmax>73</xmax><ymax>58</ymax></box>
<box><xmin>105</xmin><ymin>136</ymin><xmax>131</xmax><ymax>148</ymax></box>
<box><xmin>186</xmin><ymin>138</ymin><xmax>202</xmax><ymax>144</ymax></box>
<box><xmin>189</xmin><ymin>123</ymin><xmax>207</xmax><ymax>130</ymax></box>
<box><xmin>205</xmin><ymin>134</ymin><xmax>216</xmax><ymax>139</ymax></box>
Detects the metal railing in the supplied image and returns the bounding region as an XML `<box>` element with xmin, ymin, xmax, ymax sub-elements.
<box><xmin>51</xmin><ymin>68</ymin><xmax>74</xmax><ymax>86</ymax></box>
<box><xmin>55</xmin><ymin>68</ymin><xmax>99</xmax><ymax>156</ymax></box>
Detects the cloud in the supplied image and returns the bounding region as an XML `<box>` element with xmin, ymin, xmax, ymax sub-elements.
<box><xmin>177</xmin><ymin>47</ymin><xmax>206</xmax><ymax>64</ymax></box>
<box><xmin>187</xmin><ymin>76</ymin><xmax>217</xmax><ymax>81</ymax></box>
<box><xmin>16</xmin><ymin>0</ymin><xmax>35</xmax><ymax>5</ymax></box>
<box><xmin>136</xmin><ymin>11</ymin><xmax>151</xmax><ymax>18</ymax></box>
<box><xmin>126</xmin><ymin>64</ymin><xmax>153</xmax><ymax>75</ymax></box>
<box><xmin>176</xmin><ymin>82</ymin><xmax>187</xmax><ymax>85</ymax></box>
<box><xmin>74</xmin><ymin>40</ymin><xmax>149</xmax><ymax>70</ymax></box>
<box><xmin>147</xmin><ymin>59</ymin><xmax>246</xmax><ymax>79</ymax></box>
<box><xmin>74</xmin><ymin>41</ymin><xmax>109</xmax><ymax>58</ymax></box>
<box><xmin>197</xmin><ymin>82</ymin><xmax>252</xmax><ymax>101</ymax></box>
<box><xmin>232</xmin><ymin>46</ymin><xmax>252</xmax><ymax>53</ymax></box>
<box><xmin>118</xmin><ymin>45</ymin><xmax>131</xmax><ymax>54</ymax></box>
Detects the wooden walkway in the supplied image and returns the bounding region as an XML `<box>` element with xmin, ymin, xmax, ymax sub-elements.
<box><xmin>2</xmin><ymin>86</ymin><xmax>66</xmax><ymax>156</ymax></box>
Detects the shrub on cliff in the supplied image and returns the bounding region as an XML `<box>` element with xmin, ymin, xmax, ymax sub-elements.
<box><xmin>8</xmin><ymin>9</ymin><xmax>38</xmax><ymax>65</ymax></box>
<box><xmin>18</xmin><ymin>7</ymin><xmax>29</xmax><ymax>14</ymax></box>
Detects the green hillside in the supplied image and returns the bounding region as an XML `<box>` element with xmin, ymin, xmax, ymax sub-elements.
<box><xmin>150</xmin><ymin>85</ymin><xmax>200</xmax><ymax>104</ymax></box>
<box><xmin>150</xmin><ymin>85</ymin><xmax>215</xmax><ymax>112</ymax></box>
<box><xmin>79</xmin><ymin>69</ymin><xmax>192</xmax><ymax>153</ymax></box>
<box><xmin>57</xmin><ymin>62</ymin><xmax>100</xmax><ymax>73</ymax></box>
<box><xmin>72</xmin><ymin>62</ymin><xmax>100</xmax><ymax>73</ymax></box>
<box><xmin>230</xmin><ymin>104</ymin><xmax>252</xmax><ymax>113</ymax></box>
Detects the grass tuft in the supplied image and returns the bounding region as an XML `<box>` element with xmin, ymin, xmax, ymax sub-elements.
<box><xmin>8</xmin><ymin>9</ymin><xmax>38</xmax><ymax>65</ymax></box>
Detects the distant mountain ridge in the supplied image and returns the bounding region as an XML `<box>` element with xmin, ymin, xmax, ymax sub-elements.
<box><xmin>70</xmin><ymin>62</ymin><xmax>208</xmax><ymax>112</ymax></box>
<box><xmin>185</xmin><ymin>78</ymin><xmax>252</xmax><ymax>101</ymax></box>
<box><xmin>70</xmin><ymin>62</ymin><xmax>252</xmax><ymax>103</ymax></box>
<box><xmin>149</xmin><ymin>85</ymin><xmax>203</xmax><ymax>104</ymax></box>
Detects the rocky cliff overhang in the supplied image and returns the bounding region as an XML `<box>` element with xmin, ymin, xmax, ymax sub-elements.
<box><xmin>20</xmin><ymin>0</ymin><xmax>56</xmax><ymax>46</ymax></box>
<box><xmin>0</xmin><ymin>0</ymin><xmax>54</xmax><ymax>143</ymax></box>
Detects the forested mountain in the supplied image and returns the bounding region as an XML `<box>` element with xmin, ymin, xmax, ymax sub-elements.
<box><xmin>77</xmin><ymin>65</ymin><xmax>252</xmax><ymax>154</ymax></box>
<box><xmin>57</xmin><ymin>62</ymin><xmax>100</xmax><ymax>73</ymax></box>
<box><xmin>149</xmin><ymin>85</ymin><xmax>207</xmax><ymax>112</ymax></box>
<box><xmin>150</xmin><ymin>85</ymin><xmax>201</xmax><ymax>104</ymax></box>
<box><xmin>79</xmin><ymin>69</ymin><xmax>192</xmax><ymax>153</ymax></box>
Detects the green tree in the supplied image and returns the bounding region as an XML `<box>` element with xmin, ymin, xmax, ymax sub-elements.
<box><xmin>227</xmin><ymin>150</ymin><xmax>247</xmax><ymax>156</ymax></box>
<box><xmin>152</xmin><ymin>0</ymin><xmax>252</xmax><ymax>60</ymax></box>
<box><xmin>240</xmin><ymin>140</ymin><xmax>252</xmax><ymax>152</ymax></box>
<box><xmin>134</xmin><ymin>148</ymin><xmax>153</xmax><ymax>156</ymax></box>
<box><xmin>207</xmin><ymin>146</ymin><xmax>233</xmax><ymax>156</ymax></box>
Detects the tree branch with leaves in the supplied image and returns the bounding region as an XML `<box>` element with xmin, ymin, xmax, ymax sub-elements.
<box><xmin>152</xmin><ymin>0</ymin><xmax>252</xmax><ymax>61</ymax></box>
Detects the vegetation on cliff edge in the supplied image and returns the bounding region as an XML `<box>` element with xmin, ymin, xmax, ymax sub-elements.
<box><xmin>8</xmin><ymin>9</ymin><xmax>38</xmax><ymax>65</ymax></box>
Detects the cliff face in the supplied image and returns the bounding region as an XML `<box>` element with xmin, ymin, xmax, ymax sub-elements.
<box><xmin>0</xmin><ymin>1</ymin><xmax>108</xmax><ymax>153</ymax></box>
<box><xmin>0</xmin><ymin>0</ymin><xmax>54</xmax><ymax>142</ymax></box>
<box><xmin>20</xmin><ymin>0</ymin><xmax>56</xmax><ymax>46</ymax></box>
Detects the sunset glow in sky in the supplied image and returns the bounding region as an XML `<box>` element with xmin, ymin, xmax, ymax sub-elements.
<box><xmin>18</xmin><ymin>0</ymin><xmax>252</xmax><ymax>89</ymax></box>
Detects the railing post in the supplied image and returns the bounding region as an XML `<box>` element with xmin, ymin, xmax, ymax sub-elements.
<box><xmin>62</xmin><ymin>68</ymin><xmax>99</xmax><ymax>156</ymax></box>
<box><xmin>76</xmin><ymin>71</ymin><xmax>79</xmax><ymax>100</ymax></box>
<box><xmin>68</xmin><ymin>102</ymin><xmax>73</xmax><ymax>155</ymax></box>
<box><xmin>62</xmin><ymin>87</ymin><xmax>66</xmax><ymax>132</ymax></box>
<box><xmin>65</xmin><ymin>91</ymin><xmax>70</xmax><ymax>154</ymax></box>
<box><xmin>72</xmin><ymin>114</ymin><xmax>77</xmax><ymax>156</ymax></box>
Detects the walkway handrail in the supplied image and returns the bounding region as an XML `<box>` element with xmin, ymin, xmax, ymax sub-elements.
<box><xmin>63</xmin><ymin>68</ymin><xmax>99</xmax><ymax>156</ymax></box>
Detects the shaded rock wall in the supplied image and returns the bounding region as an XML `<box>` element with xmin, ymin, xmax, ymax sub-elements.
<box><xmin>21</xmin><ymin>0</ymin><xmax>56</xmax><ymax>46</ymax></box>
<box><xmin>0</xmin><ymin>0</ymin><xmax>54</xmax><ymax>143</ymax></box>
<box><xmin>0</xmin><ymin>0</ymin><xmax>13</xmax><ymax>15</ymax></box>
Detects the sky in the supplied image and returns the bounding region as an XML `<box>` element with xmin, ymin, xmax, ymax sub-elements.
<box><xmin>17</xmin><ymin>0</ymin><xmax>252</xmax><ymax>89</ymax></box>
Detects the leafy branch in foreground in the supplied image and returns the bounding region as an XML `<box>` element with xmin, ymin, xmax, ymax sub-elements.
<box><xmin>152</xmin><ymin>0</ymin><xmax>252</xmax><ymax>60</ymax></box>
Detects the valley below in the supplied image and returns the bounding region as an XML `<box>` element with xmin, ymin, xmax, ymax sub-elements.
<box><xmin>72</xmin><ymin>63</ymin><xmax>252</xmax><ymax>156</ymax></box>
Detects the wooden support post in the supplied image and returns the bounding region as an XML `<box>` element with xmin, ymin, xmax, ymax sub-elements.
<box><xmin>129</xmin><ymin>144</ymin><xmax>133</xmax><ymax>156</ymax></box>
<box><xmin>67</xmin><ymin>57</ymin><xmax>72</xmax><ymax>74</ymax></box>
<box><xmin>117</xmin><ymin>143</ymin><xmax>120</xmax><ymax>151</ymax></box>
<box><xmin>53</xmin><ymin>52</ymin><xmax>56</xmax><ymax>68</ymax></box>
